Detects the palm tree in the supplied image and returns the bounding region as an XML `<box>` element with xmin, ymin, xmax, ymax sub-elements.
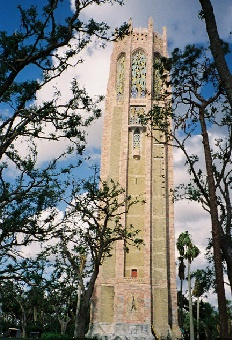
<box><xmin>177</xmin><ymin>231</ymin><xmax>200</xmax><ymax>340</ymax></box>
<box><xmin>192</xmin><ymin>270</ymin><xmax>208</xmax><ymax>340</ymax></box>
<box><xmin>178</xmin><ymin>256</ymin><xmax>186</xmax><ymax>329</ymax></box>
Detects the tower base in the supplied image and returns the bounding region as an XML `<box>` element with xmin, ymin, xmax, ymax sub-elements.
<box><xmin>88</xmin><ymin>322</ymin><xmax>182</xmax><ymax>339</ymax></box>
<box><xmin>87</xmin><ymin>322</ymin><xmax>155</xmax><ymax>340</ymax></box>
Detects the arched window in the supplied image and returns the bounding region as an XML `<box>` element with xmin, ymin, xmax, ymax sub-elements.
<box><xmin>116</xmin><ymin>53</ymin><xmax>126</xmax><ymax>101</ymax></box>
<box><xmin>131</xmin><ymin>50</ymin><xmax>146</xmax><ymax>98</ymax></box>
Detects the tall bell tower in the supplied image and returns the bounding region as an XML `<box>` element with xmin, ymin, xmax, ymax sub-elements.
<box><xmin>88</xmin><ymin>18</ymin><xmax>180</xmax><ymax>339</ymax></box>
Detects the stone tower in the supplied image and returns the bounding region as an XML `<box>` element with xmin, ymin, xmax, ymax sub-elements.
<box><xmin>88</xmin><ymin>18</ymin><xmax>180</xmax><ymax>340</ymax></box>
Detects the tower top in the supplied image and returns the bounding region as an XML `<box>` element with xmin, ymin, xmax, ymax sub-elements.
<box><xmin>115</xmin><ymin>18</ymin><xmax>168</xmax><ymax>57</ymax></box>
<box><xmin>128</xmin><ymin>17</ymin><xmax>154</xmax><ymax>30</ymax></box>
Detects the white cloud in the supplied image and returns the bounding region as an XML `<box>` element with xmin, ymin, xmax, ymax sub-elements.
<box><xmin>73</xmin><ymin>0</ymin><xmax>232</xmax><ymax>50</ymax></box>
<box><xmin>25</xmin><ymin>40</ymin><xmax>110</xmax><ymax>165</ymax></box>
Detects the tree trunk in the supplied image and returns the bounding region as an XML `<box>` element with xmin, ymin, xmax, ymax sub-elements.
<box><xmin>220</xmin><ymin>233</ymin><xmax>232</xmax><ymax>295</ymax></box>
<box><xmin>199</xmin><ymin>0</ymin><xmax>232</xmax><ymax>108</ymax></box>
<box><xmin>199</xmin><ymin>107</ymin><xmax>229</xmax><ymax>337</ymax></box>
<box><xmin>74</xmin><ymin>264</ymin><xmax>100</xmax><ymax>338</ymax></box>
<box><xmin>74</xmin><ymin>285</ymin><xmax>82</xmax><ymax>338</ymax></box>
<box><xmin>179</xmin><ymin>279</ymin><xmax>183</xmax><ymax>329</ymax></box>
<box><xmin>178</xmin><ymin>257</ymin><xmax>185</xmax><ymax>329</ymax></box>
<box><xmin>20</xmin><ymin>304</ymin><xmax>27</xmax><ymax>338</ymax></box>
<box><xmin>54</xmin><ymin>306</ymin><xmax>71</xmax><ymax>335</ymax></box>
<box><xmin>197</xmin><ymin>297</ymin><xmax>200</xmax><ymax>340</ymax></box>
<box><xmin>34</xmin><ymin>306</ymin><xmax>37</xmax><ymax>324</ymax></box>
<box><xmin>59</xmin><ymin>318</ymin><xmax>70</xmax><ymax>335</ymax></box>
<box><xmin>75</xmin><ymin>300</ymin><xmax>90</xmax><ymax>339</ymax></box>
<box><xmin>188</xmin><ymin>260</ymin><xmax>194</xmax><ymax>340</ymax></box>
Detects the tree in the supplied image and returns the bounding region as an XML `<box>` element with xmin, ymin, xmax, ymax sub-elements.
<box><xmin>0</xmin><ymin>0</ymin><xmax>128</xmax><ymax>279</ymax></box>
<box><xmin>44</xmin><ymin>251</ymin><xmax>79</xmax><ymax>336</ymax></box>
<box><xmin>25</xmin><ymin>285</ymin><xmax>47</xmax><ymax>336</ymax></box>
<box><xmin>182</xmin><ymin>297</ymin><xmax>219</xmax><ymax>340</ymax></box>
<box><xmin>143</xmin><ymin>44</ymin><xmax>231</xmax><ymax>337</ymax></box>
<box><xmin>196</xmin><ymin>300</ymin><xmax>219</xmax><ymax>340</ymax></box>
<box><xmin>177</xmin><ymin>231</ymin><xmax>200</xmax><ymax>340</ymax></box>
<box><xmin>198</xmin><ymin>0</ymin><xmax>232</xmax><ymax>108</ymax></box>
<box><xmin>169</xmin><ymin>46</ymin><xmax>230</xmax><ymax>337</ymax></box>
<box><xmin>43</xmin><ymin>173</ymin><xmax>143</xmax><ymax>338</ymax></box>
<box><xmin>192</xmin><ymin>269</ymin><xmax>209</xmax><ymax>340</ymax></box>
<box><xmin>0</xmin><ymin>281</ymin><xmax>21</xmax><ymax>331</ymax></box>
<box><xmin>0</xmin><ymin>262</ymin><xmax>52</xmax><ymax>337</ymax></box>
<box><xmin>177</xmin><ymin>256</ymin><xmax>186</xmax><ymax>329</ymax></box>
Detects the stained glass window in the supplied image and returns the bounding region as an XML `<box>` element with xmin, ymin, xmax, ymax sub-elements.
<box><xmin>131</xmin><ymin>50</ymin><xmax>146</xmax><ymax>98</ymax></box>
<box><xmin>116</xmin><ymin>53</ymin><xmax>126</xmax><ymax>101</ymax></box>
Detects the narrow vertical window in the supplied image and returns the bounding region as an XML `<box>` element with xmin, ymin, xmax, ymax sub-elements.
<box><xmin>131</xmin><ymin>50</ymin><xmax>146</xmax><ymax>98</ymax></box>
<box><xmin>116</xmin><ymin>53</ymin><xmax>126</xmax><ymax>101</ymax></box>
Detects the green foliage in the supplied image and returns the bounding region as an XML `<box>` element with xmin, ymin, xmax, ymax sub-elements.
<box><xmin>181</xmin><ymin>299</ymin><xmax>219</xmax><ymax>340</ymax></box>
<box><xmin>41</xmin><ymin>333</ymin><xmax>70</xmax><ymax>339</ymax></box>
<box><xmin>177</xmin><ymin>231</ymin><xmax>200</xmax><ymax>340</ymax></box>
<box><xmin>192</xmin><ymin>269</ymin><xmax>211</xmax><ymax>297</ymax></box>
<box><xmin>41</xmin><ymin>335</ymin><xmax>96</xmax><ymax>340</ymax></box>
<box><xmin>177</xmin><ymin>231</ymin><xmax>200</xmax><ymax>264</ymax></box>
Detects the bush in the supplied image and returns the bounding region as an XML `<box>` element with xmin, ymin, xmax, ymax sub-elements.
<box><xmin>41</xmin><ymin>333</ymin><xmax>69</xmax><ymax>340</ymax></box>
<box><xmin>40</xmin><ymin>333</ymin><xmax>98</xmax><ymax>340</ymax></box>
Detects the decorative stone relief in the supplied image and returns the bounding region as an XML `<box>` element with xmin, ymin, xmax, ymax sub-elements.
<box><xmin>125</xmin><ymin>293</ymin><xmax>145</xmax><ymax>322</ymax></box>
<box><xmin>116</xmin><ymin>53</ymin><xmax>126</xmax><ymax>101</ymax></box>
<box><xmin>132</xmin><ymin>32</ymin><xmax>148</xmax><ymax>42</ymax></box>
<box><xmin>153</xmin><ymin>53</ymin><xmax>162</xmax><ymax>100</ymax></box>
<box><xmin>129</xmin><ymin>106</ymin><xmax>145</xmax><ymax>125</ymax></box>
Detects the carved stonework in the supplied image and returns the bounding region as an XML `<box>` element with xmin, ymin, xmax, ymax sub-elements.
<box><xmin>132</xmin><ymin>32</ymin><xmax>148</xmax><ymax>43</ymax></box>
<box><xmin>153</xmin><ymin>54</ymin><xmax>162</xmax><ymax>100</ymax></box>
<box><xmin>129</xmin><ymin>106</ymin><xmax>145</xmax><ymax>125</ymax></box>
<box><xmin>116</xmin><ymin>53</ymin><xmax>126</xmax><ymax>101</ymax></box>
<box><xmin>125</xmin><ymin>293</ymin><xmax>145</xmax><ymax>322</ymax></box>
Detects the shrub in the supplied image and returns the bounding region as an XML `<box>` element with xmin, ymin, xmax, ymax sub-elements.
<box><xmin>41</xmin><ymin>333</ymin><xmax>69</xmax><ymax>340</ymax></box>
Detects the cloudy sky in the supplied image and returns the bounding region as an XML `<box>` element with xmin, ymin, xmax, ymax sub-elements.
<box><xmin>2</xmin><ymin>0</ymin><xmax>232</xmax><ymax>302</ymax></box>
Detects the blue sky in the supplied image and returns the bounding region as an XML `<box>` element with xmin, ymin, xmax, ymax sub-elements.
<box><xmin>1</xmin><ymin>1</ymin><xmax>71</xmax><ymax>31</ymax></box>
